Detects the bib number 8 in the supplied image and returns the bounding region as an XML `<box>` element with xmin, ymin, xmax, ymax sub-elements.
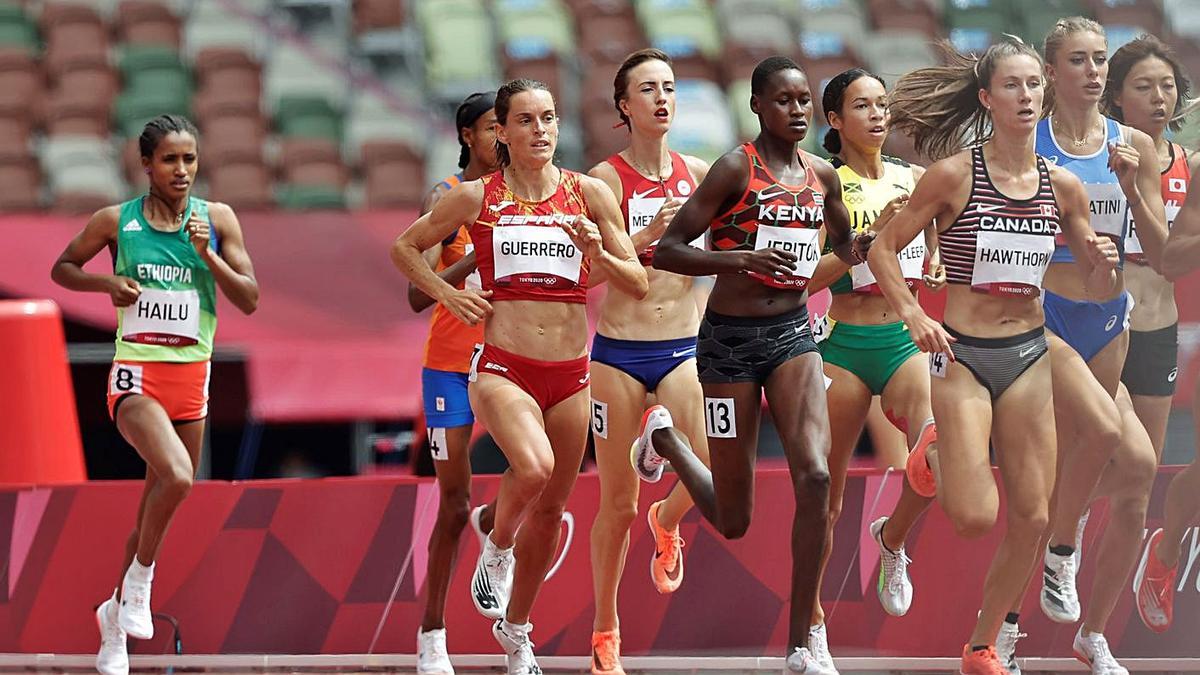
<box><xmin>108</xmin><ymin>363</ymin><xmax>144</xmax><ymax>396</ymax></box>
<box><xmin>705</xmin><ymin>397</ymin><xmax>736</xmax><ymax>438</ymax></box>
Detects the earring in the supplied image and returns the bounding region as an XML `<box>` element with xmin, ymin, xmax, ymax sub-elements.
<box><xmin>144</xmin><ymin>168</ymin><xmax>151</xmax><ymax>174</ymax></box>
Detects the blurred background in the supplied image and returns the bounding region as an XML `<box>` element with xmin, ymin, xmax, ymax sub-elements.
<box><xmin>1</xmin><ymin>0</ymin><xmax>1199</xmax><ymax>483</ymax></box>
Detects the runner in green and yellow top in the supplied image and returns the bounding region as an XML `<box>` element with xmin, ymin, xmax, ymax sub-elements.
<box><xmin>806</xmin><ymin>69</ymin><xmax>941</xmax><ymax>625</ymax></box>
<box><xmin>51</xmin><ymin>114</ymin><xmax>258</xmax><ymax>675</ymax></box>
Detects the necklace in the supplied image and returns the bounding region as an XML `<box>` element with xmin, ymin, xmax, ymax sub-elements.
<box><xmin>626</xmin><ymin>150</ymin><xmax>670</xmax><ymax>184</ymax></box>
<box><xmin>1054</xmin><ymin>116</ymin><xmax>1100</xmax><ymax>149</ymax></box>
<box><xmin>145</xmin><ymin>192</ymin><xmax>185</xmax><ymax>228</ymax></box>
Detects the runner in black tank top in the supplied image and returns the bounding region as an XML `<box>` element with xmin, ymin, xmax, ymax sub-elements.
<box><xmin>874</xmin><ymin>40</ymin><xmax>1117</xmax><ymax>675</ymax></box>
<box><xmin>641</xmin><ymin>57</ymin><xmax>861</xmax><ymax>674</ymax></box>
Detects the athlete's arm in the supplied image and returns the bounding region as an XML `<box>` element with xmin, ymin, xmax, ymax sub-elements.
<box><xmin>201</xmin><ymin>203</ymin><xmax>259</xmax><ymax>314</ymax></box>
<box><xmin>1052</xmin><ymin>167</ymin><xmax>1119</xmax><ymax>295</ymax></box>
<box><xmin>1115</xmin><ymin>128</ymin><xmax>1168</xmax><ymax>272</ymax></box>
<box><xmin>50</xmin><ymin>206</ymin><xmax>141</xmax><ymax>307</ymax></box>
<box><xmin>868</xmin><ymin>157</ymin><xmax>959</xmax><ymax>355</ymax></box>
<box><xmin>811</xmin><ymin>157</ymin><xmax>858</xmax><ymax>266</ymax></box>
<box><xmin>407</xmin><ymin>243</ymin><xmax>481</xmax><ymax>313</ymax></box>
<box><xmin>654</xmin><ymin>150</ymin><xmax>795</xmax><ymax>277</ymax></box>
<box><xmin>807</xmin><ymin>193</ymin><xmax>908</xmax><ymax>292</ymax></box>
<box><xmin>392</xmin><ymin>181</ymin><xmax>492</xmax><ymax>326</ymax></box>
<box><xmin>578</xmin><ymin>176</ymin><xmax>649</xmax><ymax>299</ymax></box>
<box><xmin>1163</xmin><ymin>187</ymin><xmax>1200</xmax><ymax>280</ymax></box>
<box><xmin>586</xmin><ymin>160</ymin><xmax>681</xmax><ymax>257</ymax></box>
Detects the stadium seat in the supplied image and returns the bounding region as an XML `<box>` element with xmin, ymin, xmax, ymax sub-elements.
<box><xmin>207</xmin><ymin>160</ymin><xmax>274</xmax><ymax>209</ymax></box>
<box><xmin>117</xmin><ymin>0</ymin><xmax>181</xmax><ymax>47</ymax></box>
<box><xmin>868</xmin><ymin>0</ymin><xmax>942</xmax><ymax>39</ymax></box>
<box><xmin>860</xmin><ymin>31</ymin><xmax>938</xmax><ymax>81</ymax></box>
<box><xmin>1165</xmin><ymin>0</ymin><xmax>1200</xmax><ymax>40</ymax></box>
<box><xmin>277</xmin><ymin>183</ymin><xmax>346</xmax><ymax>209</ymax></box>
<box><xmin>0</xmin><ymin>156</ymin><xmax>40</xmax><ymax>210</ymax></box>
<box><xmin>0</xmin><ymin>4</ymin><xmax>38</xmax><ymax>54</ymax></box>
<box><xmin>1092</xmin><ymin>0</ymin><xmax>1163</xmax><ymax>38</ymax></box>
<box><xmin>496</xmin><ymin>0</ymin><xmax>574</xmax><ymax>57</ymax></box>
<box><xmin>0</xmin><ymin>48</ymin><xmax>42</xmax><ymax>120</ymax></box>
<box><xmin>354</xmin><ymin>0</ymin><xmax>406</xmax><ymax>33</ymax></box>
<box><xmin>201</xmin><ymin>113</ymin><xmax>268</xmax><ymax>165</ymax></box>
<box><xmin>44</xmin><ymin>89</ymin><xmax>111</xmax><ymax>137</ymax></box>
<box><xmin>275</xmin><ymin>95</ymin><xmax>341</xmax><ymax>141</ymax></box>
<box><xmin>418</xmin><ymin>4</ymin><xmax>499</xmax><ymax>102</ymax></box>
<box><xmin>668</xmin><ymin>79</ymin><xmax>735</xmax><ymax>164</ymax></box>
<box><xmin>44</xmin><ymin>22</ymin><xmax>109</xmax><ymax>82</ymax></box>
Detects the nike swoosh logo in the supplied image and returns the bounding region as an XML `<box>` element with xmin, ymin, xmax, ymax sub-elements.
<box><xmin>671</xmin><ymin>348</ymin><xmax>696</xmax><ymax>358</ymax></box>
<box><xmin>758</xmin><ymin>189</ymin><xmax>790</xmax><ymax>201</ymax></box>
<box><xmin>631</xmin><ymin>187</ymin><xmax>658</xmax><ymax>201</ymax></box>
<box><xmin>1019</xmin><ymin>345</ymin><xmax>1038</xmax><ymax>358</ymax></box>
<box><xmin>976</xmin><ymin>203</ymin><xmax>1005</xmax><ymax>214</ymax></box>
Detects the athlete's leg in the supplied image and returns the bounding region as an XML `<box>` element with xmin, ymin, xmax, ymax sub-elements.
<box><xmin>650</xmin><ymin>359</ymin><xmax>710</xmax><ymax>529</ymax></box>
<box><xmin>764</xmin><ymin>352</ymin><xmax>832</xmax><ymax>652</ymax></box>
<box><xmin>421</xmin><ymin>424</ymin><xmax>475</xmax><ymax>631</ymax></box>
<box><xmin>1045</xmin><ymin>334</ymin><xmax>1123</xmax><ymax>550</ymax></box>
<box><xmin>866</xmin><ymin>399</ymin><xmax>908</xmax><ymax>470</ymax></box>
<box><xmin>589</xmin><ymin>362</ymin><xmax>648</xmax><ymax>632</ymax></box>
<box><xmin>506</xmin><ymin>388</ymin><xmax>591</xmax><ymax>624</ymax></box>
<box><xmin>811</xmin><ymin>361</ymin><xmax>870</xmax><ymax>626</ymax></box>
<box><xmin>1130</xmin><ymin>393</ymin><xmax>1172</xmax><ymax>458</ymax></box>
<box><xmin>975</xmin><ymin>355</ymin><xmax>1056</xmax><ymax>648</ymax></box>
<box><xmin>1157</xmin><ymin>386</ymin><xmax>1200</xmax><ymax>566</ymax></box>
<box><xmin>1083</xmin><ymin>384</ymin><xmax>1158</xmax><ymax>634</ymax></box>
<box><xmin>115</xmin><ymin>397</ymin><xmax>202</xmax><ymax>568</ymax></box>
<box><xmin>930</xmin><ymin>361</ymin><xmax>996</xmax><ymax>541</ymax></box>
<box><xmin>877</xmin><ymin>353</ymin><xmax>937</xmax><ymax>550</ymax></box>
<box><xmin>469</xmin><ymin>376</ymin><xmax>557</xmax><ymax>550</ymax></box>
<box><xmin>649</xmin><ymin>381</ymin><xmax>761</xmax><ymax>538</ymax></box>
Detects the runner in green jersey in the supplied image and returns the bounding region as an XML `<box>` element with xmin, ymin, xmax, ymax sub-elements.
<box><xmin>51</xmin><ymin>115</ymin><xmax>258</xmax><ymax>675</ymax></box>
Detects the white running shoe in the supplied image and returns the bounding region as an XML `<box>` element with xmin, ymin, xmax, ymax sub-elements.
<box><xmin>1074</xmin><ymin>509</ymin><xmax>1090</xmax><ymax>570</ymax></box>
<box><xmin>493</xmin><ymin>620</ymin><xmax>542</xmax><ymax>675</ymax></box>
<box><xmin>807</xmin><ymin>624</ymin><xmax>839</xmax><ymax>674</ymax></box>
<box><xmin>118</xmin><ymin>561</ymin><xmax>154</xmax><ymax>639</ymax></box>
<box><xmin>996</xmin><ymin>621</ymin><xmax>1026</xmax><ymax>675</ymax></box>
<box><xmin>471</xmin><ymin>536</ymin><xmax>514</xmax><ymax>620</ymax></box>
<box><xmin>1072</xmin><ymin>628</ymin><xmax>1129</xmax><ymax>675</ymax></box>
<box><xmin>469</xmin><ymin>504</ymin><xmax>489</xmax><ymax>550</ymax></box>
<box><xmin>784</xmin><ymin>647</ymin><xmax>837</xmax><ymax>674</ymax></box>
<box><xmin>869</xmin><ymin>517</ymin><xmax>913</xmax><ymax>617</ymax></box>
<box><xmin>95</xmin><ymin>592</ymin><xmax>128</xmax><ymax>675</ymax></box>
<box><xmin>630</xmin><ymin>405</ymin><xmax>672</xmax><ymax>483</ymax></box>
<box><xmin>1040</xmin><ymin>546</ymin><xmax>1081</xmax><ymax>623</ymax></box>
<box><xmin>417</xmin><ymin>628</ymin><xmax>454</xmax><ymax>675</ymax></box>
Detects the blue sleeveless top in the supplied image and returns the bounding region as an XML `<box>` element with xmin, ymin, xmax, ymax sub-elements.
<box><xmin>1035</xmin><ymin>116</ymin><xmax>1130</xmax><ymax>265</ymax></box>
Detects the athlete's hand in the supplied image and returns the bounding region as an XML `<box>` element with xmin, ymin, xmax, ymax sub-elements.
<box><xmin>923</xmin><ymin>263</ymin><xmax>947</xmax><ymax>290</ymax></box>
<box><xmin>904</xmin><ymin>308</ymin><xmax>956</xmax><ymax>358</ymax></box>
<box><xmin>1108</xmin><ymin>140</ymin><xmax>1141</xmax><ymax>199</ymax></box>
<box><xmin>874</xmin><ymin>194</ymin><xmax>910</xmax><ymax>231</ymax></box>
<box><xmin>106</xmin><ymin>275</ymin><xmax>141</xmax><ymax>307</ymax></box>
<box><xmin>852</xmin><ymin>231</ymin><xmax>876</xmax><ymax>263</ymax></box>
<box><xmin>645</xmin><ymin>198</ymin><xmax>683</xmax><ymax>241</ymax></box>
<box><xmin>740</xmin><ymin>247</ymin><xmax>797</xmax><ymax>277</ymax></box>
<box><xmin>561</xmin><ymin>216</ymin><xmax>604</xmax><ymax>259</ymax></box>
<box><xmin>440</xmin><ymin>288</ymin><xmax>493</xmax><ymax>326</ymax></box>
<box><xmin>1087</xmin><ymin>234</ymin><xmax>1120</xmax><ymax>270</ymax></box>
<box><xmin>186</xmin><ymin>211</ymin><xmax>211</xmax><ymax>257</ymax></box>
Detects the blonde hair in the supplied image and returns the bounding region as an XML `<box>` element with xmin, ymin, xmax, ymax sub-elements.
<box><xmin>1042</xmin><ymin>16</ymin><xmax>1106</xmax><ymax>116</ymax></box>
<box><xmin>888</xmin><ymin>38</ymin><xmax>1042</xmax><ymax>161</ymax></box>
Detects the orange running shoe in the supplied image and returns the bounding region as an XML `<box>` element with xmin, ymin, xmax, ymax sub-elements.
<box><xmin>905</xmin><ymin>419</ymin><xmax>938</xmax><ymax>498</ymax></box>
<box><xmin>648</xmin><ymin>500</ymin><xmax>685</xmax><ymax>593</ymax></box>
<box><xmin>591</xmin><ymin>629</ymin><xmax>625</xmax><ymax>675</ymax></box>
<box><xmin>1133</xmin><ymin>528</ymin><xmax>1176</xmax><ymax>633</ymax></box>
<box><xmin>960</xmin><ymin>644</ymin><xmax>1007</xmax><ymax>675</ymax></box>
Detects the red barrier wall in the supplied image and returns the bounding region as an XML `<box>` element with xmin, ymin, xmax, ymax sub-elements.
<box><xmin>1</xmin><ymin>469</ymin><xmax>1194</xmax><ymax>658</ymax></box>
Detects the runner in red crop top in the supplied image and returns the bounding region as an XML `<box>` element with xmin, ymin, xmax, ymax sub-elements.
<box><xmin>392</xmin><ymin>79</ymin><xmax>646</xmax><ymax>673</ymax></box>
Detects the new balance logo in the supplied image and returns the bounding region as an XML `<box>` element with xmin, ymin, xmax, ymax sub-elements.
<box><xmin>122</xmin><ymin>220</ymin><xmax>142</xmax><ymax>232</ymax></box>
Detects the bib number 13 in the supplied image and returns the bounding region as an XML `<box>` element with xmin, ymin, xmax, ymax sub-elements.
<box><xmin>705</xmin><ymin>397</ymin><xmax>736</xmax><ymax>438</ymax></box>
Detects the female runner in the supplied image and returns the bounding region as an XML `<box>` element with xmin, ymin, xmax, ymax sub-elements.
<box><xmin>648</xmin><ymin>56</ymin><xmax>860</xmax><ymax>673</ymax></box>
<box><xmin>393</xmin><ymin>79</ymin><xmax>647</xmax><ymax>675</ymax></box>
<box><xmin>875</xmin><ymin>40</ymin><xmax>1118</xmax><ymax>674</ymax></box>
<box><xmin>584</xmin><ymin>48</ymin><xmax>712</xmax><ymax>675</ymax></box>
<box><xmin>51</xmin><ymin>114</ymin><xmax>258</xmax><ymax>675</ymax></box>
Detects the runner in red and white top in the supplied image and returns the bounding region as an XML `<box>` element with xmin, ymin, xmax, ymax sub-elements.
<box><xmin>393</xmin><ymin>78</ymin><xmax>646</xmax><ymax>675</ymax></box>
<box><xmin>583</xmin><ymin>48</ymin><xmax>712</xmax><ymax>675</ymax></box>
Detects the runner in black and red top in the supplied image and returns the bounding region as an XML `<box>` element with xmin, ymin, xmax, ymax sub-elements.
<box><xmin>646</xmin><ymin>56</ymin><xmax>859</xmax><ymax>674</ymax></box>
<box><xmin>393</xmin><ymin>79</ymin><xmax>647</xmax><ymax>675</ymax></box>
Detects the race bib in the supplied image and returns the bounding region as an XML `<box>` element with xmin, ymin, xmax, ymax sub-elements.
<box><xmin>851</xmin><ymin>237</ymin><xmax>925</xmax><ymax>293</ymax></box>
<box><xmin>750</xmin><ymin>225</ymin><xmax>821</xmax><ymax>289</ymax></box>
<box><xmin>121</xmin><ymin>288</ymin><xmax>201</xmax><ymax>346</ymax></box>
<box><xmin>1081</xmin><ymin>182</ymin><xmax>1128</xmax><ymax>239</ymax></box>
<box><xmin>1126</xmin><ymin>203</ymin><xmax>1180</xmax><ymax>261</ymax></box>
<box><xmin>971</xmin><ymin>231</ymin><xmax>1054</xmax><ymax>297</ymax></box>
<box><xmin>493</xmin><ymin>225</ymin><xmax>583</xmax><ymax>286</ymax></box>
<box><xmin>629</xmin><ymin>195</ymin><xmax>704</xmax><ymax>263</ymax></box>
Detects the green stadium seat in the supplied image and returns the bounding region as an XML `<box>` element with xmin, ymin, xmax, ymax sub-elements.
<box><xmin>422</xmin><ymin>11</ymin><xmax>498</xmax><ymax>101</ymax></box>
<box><xmin>636</xmin><ymin>1</ymin><xmax>722</xmax><ymax>59</ymax></box>
<box><xmin>275</xmin><ymin>95</ymin><xmax>342</xmax><ymax>141</ymax></box>
<box><xmin>114</xmin><ymin>89</ymin><xmax>192</xmax><ymax>137</ymax></box>
<box><xmin>120</xmin><ymin>45</ymin><xmax>188</xmax><ymax>81</ymax></box>
<box><xmin>726</xmin><ymin>78</ymin><xmax>756</xmax><ymax>142</ymax></box>
<box><xmin>0</xmin><ymin>12</ymin><xmax>38</xmax><ymax>53</ymax></box>
<box><xmin>496</xmin><ymin>0</ymin><xmax>573</xmax><ymax>56</ymax></box>
<box><xmin>277</xmin><ymin>183</ymin><xmax>346</xmax><ymax>210</ymax></box>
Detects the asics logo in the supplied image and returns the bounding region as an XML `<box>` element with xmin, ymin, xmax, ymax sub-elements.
<box><xmin>1169</xmin><ymin>368</ymin><xmax>1178</xmax><ymax>383</ymax></box>
<box><xmin>1105</xmin><ymin>314</ymin><xmax>1118</xmax><ymax>331</ymax></box>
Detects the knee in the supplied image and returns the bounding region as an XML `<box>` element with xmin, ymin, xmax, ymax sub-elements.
<box><xmin>1007</xmin><ymin>503</ymin><xmax>1050</xmax><ymax>542</ymax></box>
<box><xmin>511</xmin><ymin>458</ymin><xmax>554</xmax><ymax>495</ymax></box>
<box><xmin>794</xmin><ymin>467</ymin><xmax>832</xmax><ymax>504</ymax></box>
<box><xmin>161</xmin><ymin>469</ymin><xmax>193</xmax><ymax>502</ymax></box>
<box><xmin>528</xmin><ymin>499</ymin><xmax>567</xmax><ymax>531</ymax></box>
<box><xmin>598</xmin><ymin>495</ymin><xmax>638</xmax><ymax>530</ymax></box>
<box><xmin>437</xmin><ymin>487</ymin><xmax>472</xmax><ymax>528</ymax></box>
<box><xmin>1086</xmin><ymin>417</ymin><xmax>1123</xmax><ymax>456</ymax></box>
<box><xmin>717</xmin><ymin>512</ymin><xmax>752</xmax><ymax>540</ymax></box>
<box><xmin>948</xmin><ymin>506</ymin><xmax>998</xmax><ymax>540</ymax></box>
